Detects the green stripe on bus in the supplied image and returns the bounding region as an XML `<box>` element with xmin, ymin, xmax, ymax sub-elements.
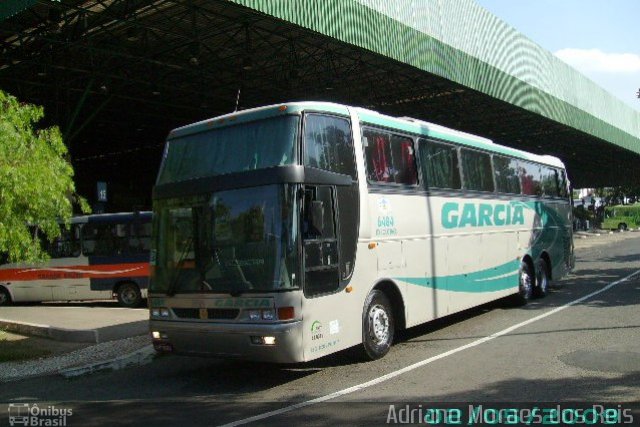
<box><xmin>397</xmin><ymin>259</ymin><xmax>521</xmax><ymax>293</ymax></box>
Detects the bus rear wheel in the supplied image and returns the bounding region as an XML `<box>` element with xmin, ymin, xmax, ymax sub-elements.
<box><xmin>0</xmin><ymin>287</ymin><xmax>11</xmax><ymax>306</ymax></box>
<box><xmin>512</xmin><ymin>261</ymin><xmax>534</xmax><ymax>306</ymax></box>
<box><xmin>361</xmin><ymin>290</ymin><xmax>394</xmax><ymax>360</ymax></box>
<box><xmin>116</xmin><ymin>282</ymin><xmax>142</xmax><ymax>308</ymax></box>
<box><xmin>533</xmin><ymin>258</ymin><xmax>550</xmax><ymax>298</ymax></box>
<box><xmin>618</xmin><ymin>223</ymin><xmax>628</xmax><ymax>231</ymax></box>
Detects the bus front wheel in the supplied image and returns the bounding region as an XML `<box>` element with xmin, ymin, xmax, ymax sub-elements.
<box><xmin>116</xmin><ymin>282</ymin><xmax>142</xmax><ymax>308</ymax></box>
<box><xmin>618</xmin><ymin>223</ymin><xmax>628</xmax><ymax>231</ymax></box>
<box><xmin>361</xmin><ymin>290</ymin><xmax>394</xmax><ymax>360</ymax></box>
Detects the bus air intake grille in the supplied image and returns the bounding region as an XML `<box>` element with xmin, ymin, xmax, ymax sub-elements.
<box><xmin>172</xmin><ymin>308</ymin><xmax>239</xmax><ymax>320</ymax></box>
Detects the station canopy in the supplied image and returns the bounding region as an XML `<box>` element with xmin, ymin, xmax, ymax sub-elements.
<box><xmin>2</xmin><ymin>0</ymin><xmax>640</xmax><ymax>209</ymax></box>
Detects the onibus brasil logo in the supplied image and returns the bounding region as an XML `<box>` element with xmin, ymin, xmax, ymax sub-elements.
<box><xmin>7</xmin><ymin>403</ymin><xmax>72</xmax><ymax>426</ymax></box>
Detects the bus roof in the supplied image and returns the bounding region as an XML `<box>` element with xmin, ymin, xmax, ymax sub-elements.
<box><xmin>167</xmin><ymin>102</ymin><xmax>350</xmax><ymax>140</ymax></box>
<box><xmin>167</xmin><ymin>101</ymin><xmax>565</xmax><ymax>169</ymax></box>
<box><xmin>70</xmin><ymin>211</ymin><xmax>152</xmax><ymax>224</ymax></box>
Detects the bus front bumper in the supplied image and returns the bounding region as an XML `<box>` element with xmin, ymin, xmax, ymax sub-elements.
<box><xmin>149</xmin><ymin>319</ymin><xmax>304</xmax><ymax>363</ymax></box>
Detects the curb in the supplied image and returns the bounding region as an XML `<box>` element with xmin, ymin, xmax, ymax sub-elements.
<box><xmin>59</xmin><ymin>344</ymin><xmax>156</xmax><ymax>378</ymax></box>
<box><xmin>0</xmin><ymin>319</ymin><xmax>97</xmax><ymax>343</ymax></box>
<box><xmin>0</xmin><ymin>318</ymin><xmax>148</xmax><ymax>343</ymax></box>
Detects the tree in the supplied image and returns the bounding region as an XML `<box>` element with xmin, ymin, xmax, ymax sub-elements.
<box><xmin>0</xmin><ymin>89</ymin><xmax>88</xmax><ymax>263</ymax></box>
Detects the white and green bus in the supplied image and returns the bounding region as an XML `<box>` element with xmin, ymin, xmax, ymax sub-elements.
<box><xmin>149</xmin><ymin>102</ymin><xmax>574</xmax><ymax>362</ymax></box>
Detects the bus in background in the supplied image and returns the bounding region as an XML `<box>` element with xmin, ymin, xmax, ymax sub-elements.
<box><xmin>0</xmin><ymin>212</ymin><xmax>151</xmax><ymax>308</ymax></box>
<box><xmin>602</xmin><ymin>203</ymin><xmax>640</xmax><ymax>231</ymax></box>
<box><xmin>148</xmin><ymin>102</ymin><xmax>574</xmax><ymax>362</ymax></box>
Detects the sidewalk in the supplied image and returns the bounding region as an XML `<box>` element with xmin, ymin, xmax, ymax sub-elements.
<box><xmin>0</xmin><ymin>304</ymin><xmax>148</xmax><ymax>343</ymax></box>
<box><xmin>0</xmin><ymin>304</ymin><xmax>153</xmax><ymax>382</ymax></box>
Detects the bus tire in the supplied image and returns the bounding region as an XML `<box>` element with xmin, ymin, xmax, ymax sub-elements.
<box><xmin>618</xmin><ymin>223</ymin><xmax>628</xmax><ymax>231</ymax></box>
<box><xmin>0</xmin><ymin>287</ymin><xmax>11</xmax><ymax>306</ymax></box>
<box><xmin>360</xmin><ymin>290</ymin><xmax>394</xmax><ymax>360</ymax></box>
<box><xmin>116</xmin><ymin>282</ymin><xmax>142</xmax><ymax>308</ymax></box>
<box><xmin>512</xmin><ymin>261</ymin><xmax>534</xmax><ymax>306</ymax></box>
<box><xmin>533</xmin><ymin>258</ymin><xmax>550</xmax><ymax>298</ymax></box>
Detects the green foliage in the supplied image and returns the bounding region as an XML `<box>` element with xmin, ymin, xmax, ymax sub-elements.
<box><xmin>594</xmin><ymin>186</ymin><xmax>640</xmax><ymax>201</ymax></box>
<box><xmin>0</xmin><ymin>89</ymin><xmax>89</xmax><ymax>263</ymax></box>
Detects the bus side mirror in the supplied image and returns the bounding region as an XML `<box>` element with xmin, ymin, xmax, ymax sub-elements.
<box><xmin>308</xmin><ymin>200</ymin><xmax>324</xmax><ymax>236</ymax></box>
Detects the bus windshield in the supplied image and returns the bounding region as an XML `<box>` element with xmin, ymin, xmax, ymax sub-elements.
<box><xmin>157</xmin><ymin>115</ymin><xmax>299</xmax><ymax>184</ymax></box>
<box><xmin>151</xmin><ymin>185</ymin><xmax>299</xmax><ymax>295</ymax></box>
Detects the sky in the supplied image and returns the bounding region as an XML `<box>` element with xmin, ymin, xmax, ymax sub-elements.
<box><xmin>476</xmin><ymin>0</ymin><xmax>640</xmax><ymax>111</ymax></box>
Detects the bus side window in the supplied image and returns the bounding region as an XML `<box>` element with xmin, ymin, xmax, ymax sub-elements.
<box><xmin>391</xmin><ymin>135</ymin><xmax>417</xmax><ymax>185</ymax></box>
<box><xmin>129</xmin><ymin>221</ymin><xmax>152</xmax><ymax>254</ymax></box>
<box><xmin>303</xmin><ymin>187</ymin><xmax>335</xmax><ymax>241</ymax></box>
<box><xmin>83</xmin><ymin>223</ymin><xmax>128</xmax><ymax>256</ymax></box>
<box><xmin>418</xmin><ymin>139</ymin><xmax>461</xmax><ymax>190</ymax></box>
<box><xmin>363</xmin><ymin>128</ymin><xmax>417</xmax><ymax>185</ymax></box>
<box><xmin>558</xmin><ymin>170</ymin><xmax>569</xmax><ymax>198</ymax></box>
<box><xmin>493</xmin><ymin>155</ymin><xmax>520</xmax><ymax>194</ymax></box>
<box><xmin>460</xmin><ymin>148</ymin><xmax>494</xmax><ymax>192</ymax></box>
<box><xmin>303</xmin><ymin>114</ymin><xmax>356</xmax><ymax>179</ymax></box>
<box><xmin>519</xmin><ymin>162</ymin><xmax>543</xmax><ymax>196</ymax></box>
<box><xmin>365</xmin><ymin>132</ymin><xmax>393</xmax><ymax>183</ymax></box>
<box><xmin>47</xmin><ymin>225</ymin><xmax>81</xmax><ymax>258</ymax></box>
<box><xmin>541</xmin><ymin>167</ymin><xmax>560</xmax><ymax>197</ymax></box>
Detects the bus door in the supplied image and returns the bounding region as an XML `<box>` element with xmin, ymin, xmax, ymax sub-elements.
<box><xmin>300</xmin><ymin>113</ymin><xmax>359</xmax><ymax>358</ymax></box>
<box><xmin>302</xmin><ymin>186</ymin><xmax>340</xmax><ymax>296</ymax></box>
<box><xmin>47</xmin><ymin>224</ymin><xmax>84</xmax><ymax>301</ymax></box>
<box><xmin>301</xmin><ymin>185</ymin><xmax>345</xmax><ymax>357</ymax></box>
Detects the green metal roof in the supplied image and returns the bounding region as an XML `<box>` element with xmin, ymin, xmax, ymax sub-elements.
<box><xmin>1</xmin><ymin>0</ymin><xmax>639</xmax><ymax>203</ymax></box>
<box><xmin>229</xmin><ymin>0</ymin><xmax>640</xmax><ymax>154</ymax></box>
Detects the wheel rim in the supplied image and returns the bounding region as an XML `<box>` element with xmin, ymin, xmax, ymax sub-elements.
<box><xmin>539</xmin><ymin>269</ymin><xmax>548</xmax><ymax>294</ymax></box>
<box><xmin>121</xmin><ymin>286</ymin><xmax>137</xmax><ymax>305</ymax></box>
<box><xmin>520</xmin><ymin>269</ymin><xmax>533</xmax><ymax>299</ymax></box>
<box><xmin>368</xmin><ymin>304</ymin><xmax>390</xmax><ymax>345</ymax></box>
<box><xmin>0</xmin><ymin>292</ymin><xmax>7</xmax><ymax>305</ymax></box>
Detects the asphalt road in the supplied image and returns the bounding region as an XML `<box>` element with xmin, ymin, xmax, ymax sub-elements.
<box><xmin>2</xmin><ymin>232</ymin><xmax>639</xmax><ymax>426</ymax></box>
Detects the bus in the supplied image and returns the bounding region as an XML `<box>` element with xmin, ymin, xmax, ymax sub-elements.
<box><xmin>149</xmin><ymin>102</ymin><xmax>574</xmax><ymax>362</ymax></box>
<box><xmin>0</xmin><ymin>212</ymin><xmax>152</xmax><ymax>308</ymax></box>
<box><xmin>601</xmin><ymin>204</ymin><xmax>640</xmax><ymax>231</ymax></box>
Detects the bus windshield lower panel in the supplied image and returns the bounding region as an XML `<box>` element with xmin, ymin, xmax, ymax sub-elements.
<box><xmin>151</xmin><ymin>184</ymin><xmax>299</xmax><ymax>294</ymax></box>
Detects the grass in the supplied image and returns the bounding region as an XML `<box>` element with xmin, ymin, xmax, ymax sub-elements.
<box><xmin>0</xmin><ymin>329</ymin><xmax>52</xmax><ymax>363</ymax></box>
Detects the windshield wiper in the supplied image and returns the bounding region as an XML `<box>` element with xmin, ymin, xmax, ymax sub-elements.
<box><xmin>166</xmin><ymin>235</ymin><xmax>194</xmax><ymax>296</ymax></box>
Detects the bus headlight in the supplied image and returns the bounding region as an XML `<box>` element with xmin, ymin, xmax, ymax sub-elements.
<box><xmin>261</xmin><ymin>309</ymin><xmax>276</xmax><ymax>320</ymax></box>
<box><xmin>151</xmin><ymin>308</ymin><xmax>170</xmax><ymax>318</ymax></box>
<box><xmin>246</xmin><ymin>309</ymin><xmax>279</xmax><ymax>321</ymax></box>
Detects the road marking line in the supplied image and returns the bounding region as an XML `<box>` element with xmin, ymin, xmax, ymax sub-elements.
<box><xmin>220</xmin><ymin>269</ymin><xmax>640</xmax><ymax>427</ymax></box>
